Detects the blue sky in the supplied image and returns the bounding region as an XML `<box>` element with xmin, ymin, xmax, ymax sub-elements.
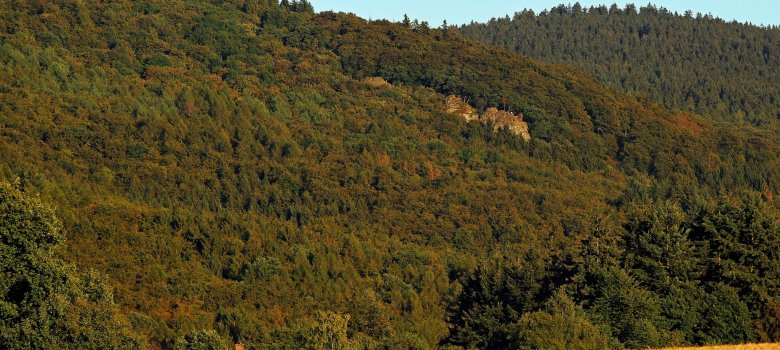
<box><xmin>309</xmin><ymin>1</ymin><xmax>780</xmax><ymax>27</ymax></box>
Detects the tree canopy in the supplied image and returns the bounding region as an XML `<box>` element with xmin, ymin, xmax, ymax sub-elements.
<box><xmin>0</xmin><ymin>0</ymin><xmax>778</xmax><ymax>349</ymax></box>
<box><xmin>460</xmin><ymin>3</ymin><xmax>780</xmax><ymax>126</ymax></box>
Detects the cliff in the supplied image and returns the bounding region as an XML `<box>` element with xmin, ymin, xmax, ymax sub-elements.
<box><xmin>446</xmin><ymin>96</ymin><xmax>531</xmax><ymax>141</ymax></box>
<box><xmin>445</xmin><ymin>95</ymin><xmax>479</xmax><ymax>122</ymax></box>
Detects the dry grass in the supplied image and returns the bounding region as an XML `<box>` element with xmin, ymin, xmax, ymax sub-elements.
<box><xmin>656</xmin><ymin>344</ymin><xmax>780</xmax><ymax>350</ymax></box>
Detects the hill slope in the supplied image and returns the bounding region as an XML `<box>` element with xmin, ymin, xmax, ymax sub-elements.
<box><xmin>459</xmin><ymin>3</ymin><xmax>780</xmax><ymax>126</ymax></box>
<box><xmin>0</xmin><ymin>1</ymin><xmax>779</xmax><ymax>349</ymax></box>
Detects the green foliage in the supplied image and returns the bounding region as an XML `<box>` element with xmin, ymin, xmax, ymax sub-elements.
<box><xmin>306</xmin><ymin>311</ymin><xmax>355</xmax><ymax>350</ymax></box>
<box><xmin>623</xmin><ymin>202</ymin><xmax>698</xmax><ymax>289</ymax></box>
<box><xmin>698</xmin><ymin>284</ymin><xmax>755</xmax><ymax>344</ymax></box>
<box><xmin>0</xmin><ymin>1</ymin><xmax>779</xmax><ymax>349</ymax></box>
<box><xmin>0</xmin><ymin>183</ymin><xmax>143</xmax><ymax>349</ymax></box>
<box><xmin>445</xmin><ymin>259</ymin><xmax>545</xmax><ymax>349</ymax></box>
<box><xmin>460</xmin><ymin>3</ymin><xmax>780</xmax><ymax>125</ymax></box>
<box><xmin>324</xmin><ymin>10</ymin><xmax>780</xmax><ymax>192</ymax></box>
<box><xmin>516</xmin><ymin>291</ymin><xmax>610</xmax><ymax>350</ymax></box>
<box><xmin>174</xmin><ymin>330</ymin><xmax>226</xmax><ymax>350</ymax></box>
<box><xmin>586</xmin><ymin>267</ymin><xmax>670</xmax><ymax>348</ymax></box>
<box><xmin>283</xmin><ymin>0</ymin><xmax>314</xmax><ymax>14</ymax></box>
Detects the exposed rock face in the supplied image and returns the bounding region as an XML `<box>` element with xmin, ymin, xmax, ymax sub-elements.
<box><xmin>362</xmin><ymin>77</ymin><xmax>391</xmax><ymax>87</ymax></box>
<box><xmin>445</xmin><ymin>95</ymin><xmax>479</xmax><ymax>122</ymax></box>
<box><xmin>481</xmin><ymin>107</ymin><xmax>531</xmax><ymax>141</ymax></box>
<box><xmin>446</xmin><ymin>96</ymin><xmax>531</xmax><ymax>141</ymax></box>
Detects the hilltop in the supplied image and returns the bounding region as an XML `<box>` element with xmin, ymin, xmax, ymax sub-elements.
<box><xmin>460</xmin><ymin>3</ymin><xmax>780</xmax><ymax>126</ymax></box>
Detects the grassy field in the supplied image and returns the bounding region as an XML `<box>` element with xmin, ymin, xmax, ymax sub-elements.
<box><xmin>657</xmin><ymin>344</ymin><xmax>780</xmax><ymax>350</ymax></box>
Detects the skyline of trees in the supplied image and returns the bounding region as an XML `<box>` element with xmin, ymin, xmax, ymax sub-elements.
<box><xmin>460</xmin><ymin>3</ymin><xmax>780</xmax><ymax>126</ymax></box>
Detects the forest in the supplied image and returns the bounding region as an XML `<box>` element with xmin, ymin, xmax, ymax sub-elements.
<box><xmin>0</xmin><ymin>0</ymin><xmax>778</xmax><ymax>349</ymax></box>
<box><xmin>459</xmin><ymin>3</ymin><xmax>780</xmax><ymax>126</ymax></box>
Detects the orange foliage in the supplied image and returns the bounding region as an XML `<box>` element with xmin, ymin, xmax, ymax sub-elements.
<box><xmin>268</xmin><ymin>304</ymin><xmax>286</xmax><ymax>328</ymax></box>
<box><xmin>673</xmin><ymin>113</ymin><xmax>703</xmax><ymax>135</ymax></box>
<box><xmin>424</xmin><ymin>161</ymin><xmax>441</xmax><ymax>181</ymax></box>
<box><xmin>376</xmin><ymin>152</ymin><xmax>391</xmax><ymax>167</ymax></box>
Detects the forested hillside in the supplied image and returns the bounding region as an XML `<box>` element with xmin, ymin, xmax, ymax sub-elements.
<box><xmin>459</xmin><ymin>3</ymin><xmax>780</xmax><ymax>126</ymax></box>
<box><xmin>0</xmin><ymin>1</ymin><xmax>779</xmax><ymax>349</ymax></box>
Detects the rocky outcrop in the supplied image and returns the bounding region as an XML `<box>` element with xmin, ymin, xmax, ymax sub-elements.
<box><xmin>446</xmin><ymin>96</ymin><xmax>531</xmax><ymax>141</ymax></box>
<box><xmin>445</xmin><ymin>95</ymin><xmax>479</xmax><ymax>122</ymax></box>
<box><xmin>481</xmin><ymin>107</ymin><xmax>531</xmax><ymax>141</ymax></box>
<box><xmin>362</xmin><ymin>77</ymin><xmax>391</xmax><ymax>87</ymax></box>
